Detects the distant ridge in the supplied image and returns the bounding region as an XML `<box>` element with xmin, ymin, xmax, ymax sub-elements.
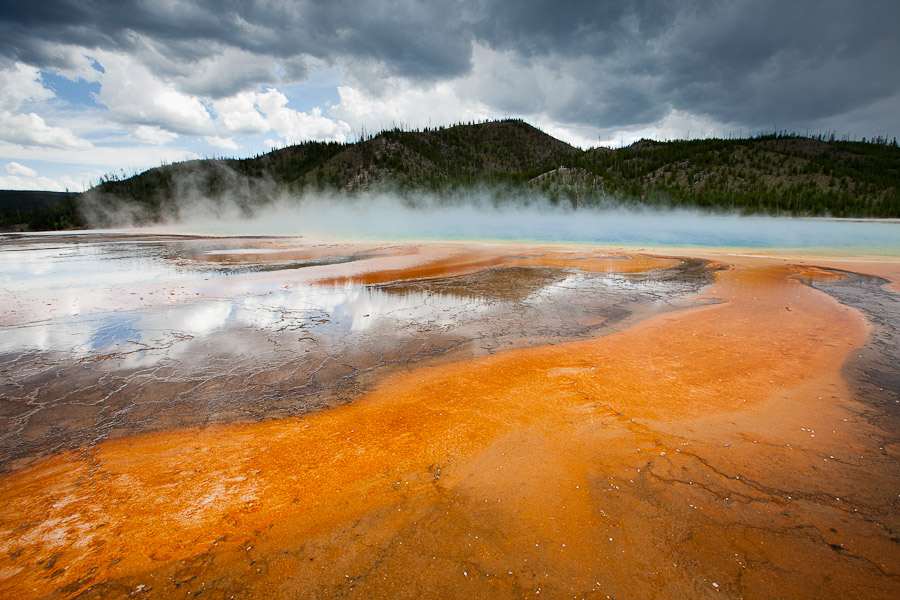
<box><xmin>5</xmin><ymin>119</ymin><xmax>900</xmax><ymax>229</ymax></box>
<box><xmin>0</xmin><ymin>190</ymin><xmax>80</xmax><ymax>231</ymax></box>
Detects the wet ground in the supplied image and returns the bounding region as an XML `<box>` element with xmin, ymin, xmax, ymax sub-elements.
<box><xmin>803</xmin><ymin>269</ymin><xmax>900</xmax><ymax>397</ymax></box>
<box><xmin>800</xmin><ymin>267</ymin><xmax>900</xmax><ymax>447</ymax></box>
<box><xmin>1</xmin><ymin>233</ymin><xmax>899</xmax><ymax>599</ymax></box>
<box><xmin>1</xmin><ymin>234</ymin><xmax>712</xmax><ymax>470</ymax></box>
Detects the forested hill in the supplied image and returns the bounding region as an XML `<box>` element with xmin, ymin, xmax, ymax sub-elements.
<box><xmin>7</xmin><ymin>119</ymin><xmax>900</xmax><ymax>229</ymax></box>
<box><xmin>0</xmin><ymin>190</ymin><xmax>81</xmax><ymax>231</ymax></box>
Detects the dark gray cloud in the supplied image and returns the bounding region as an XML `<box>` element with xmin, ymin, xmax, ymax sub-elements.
<box><xmin>471</xmin><ymin>0</ymin><xmax>900</xmax><ymax>133</ymax></box>
<box><xmin>651</xmin><ymin>1</ymin><xmax>900</xmax><ymax>128</ymax></box>
<box><xmin>1</xmin><ymin>0</ymin><xmax>898</xmax><ymax>134</ymax></box>
<box><xmin>471</xmin><ymin>0</ymin><xmax>679</xmax><ymax>58</ymax></box>
<box><xmin>0</xmin><ymin>0</ymin><xmax>474</xmax><ymax>85</ymax></box>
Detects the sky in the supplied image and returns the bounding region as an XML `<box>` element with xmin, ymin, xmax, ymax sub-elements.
<box><xmin>1</xmin><ymin>0</ymin><xmax>898</xmax><ymax>192</ymax></box>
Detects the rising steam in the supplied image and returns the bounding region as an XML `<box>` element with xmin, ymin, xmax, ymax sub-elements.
<box><xmin>78</xmin><ymin>176</ymin><xmax>900</xmax><ymax>251</ymax></box>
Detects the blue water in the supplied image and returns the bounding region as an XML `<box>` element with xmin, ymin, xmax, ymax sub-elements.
<box><xmin>163</xmin><ymin>199</ymin><xmax>900</xmax><ymax>253</ymax></box>
<box><xmin>355</xmin><ymin>211</ymin><xmax>900</xmax><ymax>251</ymax></box>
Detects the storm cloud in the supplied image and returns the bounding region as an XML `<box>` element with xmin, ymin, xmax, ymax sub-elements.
<box><xmin>1</xmin><ymin>0</ymin><xmax>898</xmax><ymax>190</ymax></box>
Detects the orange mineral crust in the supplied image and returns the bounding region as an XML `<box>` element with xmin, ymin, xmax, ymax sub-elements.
<box><xmin>508</xmin><ymin>251</ymin><xmax>679</xmax><ymax>273</ymax></box>
<box><xmin>2</xmin><ymin>255</ymin><xmax>899</xmax><ymax>599</ymax></box>
<box><xmin>317</xmin><ymin>244</ymin><xmax>678</xmax><ymax>286</ymax></box>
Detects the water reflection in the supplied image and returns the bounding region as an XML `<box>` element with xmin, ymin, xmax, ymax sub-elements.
<box><xmin>0</xmin><ymin>234</ymin><xmax>374</xmax><ymax>295</ymax></box>
<box><xmin>0</xmin><ymin>284</ymin><xmax>494</xmax><ymax>366</ymax></box>
<box><xmin>1</xmin><ymin>265</ymin><xmax>688</xmax><ymax>369</ymax></box>
<box><xmin>0</xmin><ymin>234</ymin><xmax>721</xmax><ymax>468</ymax></box>
<box><xmin>1</xmin><ymin>238</ymin><xmax>220</xmax><ymax>294</ymax></box>
<box><xmin>88</xmin><ymin>314</ymin><xmax>142</xmax><ymax>350</ymax></box>
<box><xmin>0</xmin><ymin>234</ymin><xmax>705</xmax><ymax>367</ymax></box>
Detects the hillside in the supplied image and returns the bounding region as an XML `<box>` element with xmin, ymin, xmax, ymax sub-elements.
<box><xmin>90</xmin><ymin>120</ymin><xmax>582</xmax><ymax>209</ymax></box>
<box><xmin>569</xmin><ymin>136</ymin><xmax>900</xmax><ymax>216</ymax></box>
<box><xmin>10</xmin><ymin>119</ymin><xmax>900</xmax><ymax>229</ymax></box>
<box><xmin>0</xmin><ymin>190</ymin><xmax>81</xmax><ymax>231</ymax></box>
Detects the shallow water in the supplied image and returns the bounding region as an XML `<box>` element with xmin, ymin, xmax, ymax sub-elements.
<box><xmin>2</xmin><ymin>232</ymin><xmax>900</xmax><ymax>599</ymax></box>
<box><xmin>801</xmin><ymin>269</ymin><xmax>900</xmax><ymax>428</ymax></box>
<box><xmin>0</xmin><ymin>233</ymin><xmax>714</xmax><ymax>470</ymax></box>
<box><xmin>157</xmin><ymin>203</ymin><xmax>900</xmax><ymax>253</ymax></box>
<box><xmin>0</xmin><ymin>233</ymin><xmax>376</xmax><ymax>295</ymax></box>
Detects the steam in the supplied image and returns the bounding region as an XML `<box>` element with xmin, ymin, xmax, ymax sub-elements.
<box><xmin>79</xmin><ymin>177</ymin><xmax>900</xmax><ymax>252</ymax></box>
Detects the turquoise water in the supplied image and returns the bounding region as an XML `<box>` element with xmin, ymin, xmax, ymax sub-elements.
<box><xmin>349</xmin><ymin>211</ymin><xmax>900</xmax><ymax>251</ymax></box>
<box><xmin>164</xmin><ymin>201</ymin><xmax>900</xmax><ymax>253</ymax></box>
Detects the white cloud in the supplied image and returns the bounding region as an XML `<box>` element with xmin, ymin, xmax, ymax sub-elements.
<box><xmin>600</xmin><ymin>109</ymin><xmax>734</xmax><ymax>147</ymax></box>
<box><xmin>0</xmin><ymin>174</ymin><xmax>60</xmax><ymax>191</ymax></box>
<box><xmin>63</xmin><ymin>44</ymin><xmax>353</xmax><ymax>150</ymax></box>
<box><xmin>0</xmin><ymin>62</ymin><xmax>53</xmax><ymax>112</ymax></box>
<box><xmin>333</xmin><ymin>80</ymin><xmax>491</xmax><ymax>134</ymax></box>
<box><xmin>0</xmin><ymin>111</ymin><xmax>93</xmax><ymax>150</ymax></box>
<box><xmin>0</xmin><ymin>62</ymin><xmax>93</xmax><ymax>151</ymax></box>
<box><xmin>256</xmin><ymin>88</ymin><xmax>350</xmax><ymax>142</ymax></box>
<box><xmin>212</xmin><ymin>91</ymin><xmax>269</xmax><ymax>135</ymax></box>
<box><xmin>0</xmin><ymin>141</ymin><xmax>199</xmax><ymax>168</ymax></box>
<box><xmin>0</xmin><ymin>164</ymin><xmax>83</xmax><ymax>191</ymax></box>
<box><xmin>91</xmin><ymin>49</ymin><xmax>216</xmax><ymax>135</ymax></box>
<box><xmin>205</xmin><ymin>135</ymin><xmax>239</xmax><ymax>150</ymax></box>
<box><xmin>4</xmin><ymin>161</ymin><xmax>38</xmax><ymax>177</ymax></box>
<box><xmin>134</xmin><ymin>125</ymin><xmax>179</xmax><ymax>145</ymax></box>
<box><xmin>0</xmin><ymin>140</ymin><xmax>204</xmax><ymax>192</ymax></box>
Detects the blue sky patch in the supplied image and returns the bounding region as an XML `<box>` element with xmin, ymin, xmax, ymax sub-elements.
<box><xmin>282</xmin><ymin>67</ymin><xmax>343</xmax><ymax>114</ymax></box>
<box><xmin>40</xmin><ymin>71</ymin><xmax>101</xmax><ymax>107</ymax></box>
